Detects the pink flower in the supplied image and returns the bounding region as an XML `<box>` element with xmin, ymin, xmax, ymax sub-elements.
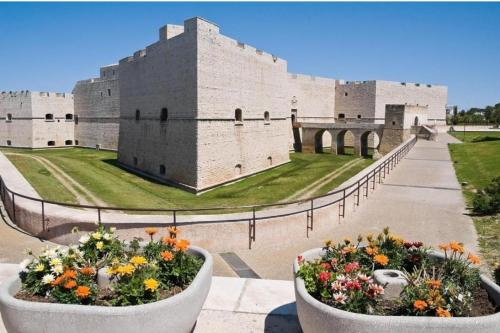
<box><xmin>344</xmin><ymin>262</ymin><xmax>360</xmax><ymax>273</ymax></box>
<box><xmin>356</xmin><ymin>273</ymin><xmax>370</xmax><ymax>283</ymax></box>
<box><xmin>336</xmin><ymin>274</ymin><xmax>347</xmax><ymax>283</ymax></box>
<box><xmin>413</xmin><ymin>241</ymin><xmax>423</xmax><ymax>248</ymax></box>
<box><xmin>331</xmin><ymin>258</ymin><xmax>338</xmax><ymax>265</ymax></box>
<box><xmin>404</xmin><ymin>242</ymin><xmax>414</xmax><ymax>249</ymax></box>
<box><xmin>321</xmin><ymin>262</ymin><xmax>332</xmax><ymax>270</ymax></box>
<box><xmin>331</xmin><ymin>281</ymin><xmax>346</xmax><ymax>292</ymax></box>
<box><xmin>368</xmin><ymin>283</ymin><xmax>384</xmax><ymax>297</ymax></box>
<box><xmin>297</xmin><ymin>256</ymin><xmax>303</xmax><ymax>265</ymax></box>
<box><xmin>333</xmin><ymin>293</ymin><xmax>348</xmax><ymax>304</ymax></box>
<box><xmin>319</xmin><ymin>271</ymin><xmax>331</xmax><ymax>283</ymax></box>
<box><xmin>346</xmin><ymin>280</ymin><xmax>362</xmax><ymax>290</ymax></box>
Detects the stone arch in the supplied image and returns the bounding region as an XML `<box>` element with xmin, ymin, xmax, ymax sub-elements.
<box><xmin>334</xmin><ymin>129</ymin><xmax>356</xmax><ymax>155</ymax></box>
<box><xmin>360</xmin><ymin>131</ymin><xmax>381</xmax><ymax>158</ymax></box>
<box><xmin>314</xmin><ymin>130</ymin><xmax>332</xmax><ymax>153</ymax></box>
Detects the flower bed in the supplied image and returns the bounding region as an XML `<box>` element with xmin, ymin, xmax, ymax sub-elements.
<box><xmin>0</xmin><ymin>225</ymin><xmax>212</xmax><ymax>333</ymax></box>
<box><xmin>294</xmin><ymin>228</ymin><xmax>500</xmax><ymax>333</ymax></box>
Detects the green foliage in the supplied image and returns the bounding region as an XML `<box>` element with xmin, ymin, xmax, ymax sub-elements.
<box><xmin>472</xmin><ymin>177</ymin><xmax>500</xmax><ymax>215</ymax></box>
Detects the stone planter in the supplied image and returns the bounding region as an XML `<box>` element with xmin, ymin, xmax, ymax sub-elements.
<box><xmin>0</xmin><ymin>246</ymin><xmax>213</xmax><ymax>333</ymax></box>
<box><xmin>294</xmin><ymin>248</ymin><xmax>500</xmax><ymax>333</ymax></box>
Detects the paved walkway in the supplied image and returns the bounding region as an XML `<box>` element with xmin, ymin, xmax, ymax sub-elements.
<box><xmin>231</xmin><ymin>133</ymin><xmax>479</xmax><ymax>280</ymax></box>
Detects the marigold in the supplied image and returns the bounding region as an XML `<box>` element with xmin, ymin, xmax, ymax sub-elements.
<box><xmin>467</xmin><ymin>253</ymin><xmax>480</xmax><ymax>265</ymax></box>
<box><xmin>426</xmin><ymin>279</ymin><xmax>441</xmax><ymax>289</ymax></box>
<box><xmin>63</xmin><ymin>269</ymin><xmax>77</xmax><ymax>279</ymax></box>
<box><xmin>144</xmin><ymin>227</ymin><xmax>158</xmax><ymax>236</ymax></box>
<box><xmin>449</xmin><ymin>241</ymin><xmax>464</xmax><ymax>254</ymax></box>
<box><xmin>144</xmin><ymin>278</ymin><xmax>159</xmax><ymax>292</ymax></box>
<box><xmin>167</xmin><ymin>226</ymin><xmax>180</xmax><ymax>238</ymax></box>
<box><xmin>373</xmin><ymin>254</ymin><xmax>389</xmax><ymax>266</ymax></box>
<box><xmin>365</xmin><ymin>246</ymin><xmax>379</xmax><ymax>256</ymax></box>
<box><xmin>64</xmin><ymin>280</ymin><xmax>77</xmax><ymax>289</ymax></box>
<box><xmin>80</xmin><ymin>267</ymin><xmax>96</xmax><ymax>276</ymax></box>
<box><xmin>130</xmin><ymin>256</ymin><xmax>147</xmax><ymax>266</ymax></box>
<box><xmin>436</xmin><ymin>307</ymin><xmax>452</xmax><ymax>318</ymax></box>
<box><xmin>413</xmin><ymin>300</ymin><xmax>428</xmax><ymax>311</ymax></box>
<box><xmin>175</xmin><ymin>239</ymin><xmax>190</xmax><ymax>252</ymax></box>
<box><xmin>75</xmin><ymin>285</ymin><xmax>91</xmax><ymax>299</ymax></box>
<box><xmin>162</xmin><ymin>237</ymin><xmax>177</xmax><ymax>246</ymax></box>
<box><xmin>161</xmin><ymin>250</ymin><xmax>174</xmax><ymax>262</ymax></box>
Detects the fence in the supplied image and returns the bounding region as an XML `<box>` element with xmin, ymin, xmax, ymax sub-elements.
<box><xmin>0</xmin><ymin>136</ymin><xmax>417</xmax><ymax>250</ymax></box>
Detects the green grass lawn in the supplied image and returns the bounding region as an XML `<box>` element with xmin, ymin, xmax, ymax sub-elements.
<box><xmin>448</xmin><ymin>131</ymin><xmax>500</xmax><ymax>272</ymax></box>
<box><xmin>1</xmin><ymin>147</ymin><xmax>373</xmax><ymax>210</ymax></box>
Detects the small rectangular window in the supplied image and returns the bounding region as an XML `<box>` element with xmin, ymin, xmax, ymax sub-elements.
<box><xmin>159</xmin><ymin>164</ymin><xmax>166</xmax><ymax>175</ymax></box>
<box><xmin>6</xmin><ymin>113</ymin><xmax>12</xmax><ymax>121</ymax></box>
<box><xmin>6</xmin><ymin>140</ymin><xmax>12</xmax><ymax>146</ymax></box>
<box><xmin>108</xmin><ymin>89</ymin><xmax>111</xmax><ymax>96</ymax></box>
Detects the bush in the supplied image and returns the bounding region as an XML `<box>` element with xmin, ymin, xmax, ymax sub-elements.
<box><xmin>473</xmin><ymin>177</ymin><xmax>500</xmax><ymax>215</ymax></box>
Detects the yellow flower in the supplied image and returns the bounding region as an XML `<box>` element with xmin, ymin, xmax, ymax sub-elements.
<box><xmin>389</xmin><ymin>234</ymin><xmax>404</xmax><ymax>246</ymax></box>
<box><xmin>49</xmin><ymin>258</ymin><xmax>62</xmax><ymax>267</ymax></box>
<box><xmin>130</xmin><ymin>256</ymin><xmax>147</xmax><ymax>266</ymax></box>
<box><xmin>117</xmin><ymin>264</ymin><xmax>135</xmax><ymax>276</ymax></box>
<box><xmin>92</xmin><ymin>232</ymin><xmax>102</xmax><ymax>240</ymax></box>
<box><xmin>34</xmin><ymin>263</ymin><xmax>45</xmax><ymax>272</ymax></box>
<box><xmin>106</xmin><ymin>266</ymin><xmax>117</xmax><ymax>276</ymax></box>
<box><xmin>96</xmin><ymin>241</ymin><xmax>104</xmax><ymax>250</ymax></box>
<box><xmin>144</xmin><ymin>278</ymin><xmax>159</xmax><ymax>292</ymax></box>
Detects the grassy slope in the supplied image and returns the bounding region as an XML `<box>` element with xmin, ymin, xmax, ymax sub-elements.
<box><xmin>1</xmin><ymin>148</ymin><xmax>373</xmax><ymax>209</ymax></box>
<box><xmin>448</xmin><ymin>131</ymin><xmax>500</xmax><ymax>272</ymax></box>
<box><xmin>5</xmin><ymin>154</ymin><xmax>78</xmax><ymax>204</ymax></box>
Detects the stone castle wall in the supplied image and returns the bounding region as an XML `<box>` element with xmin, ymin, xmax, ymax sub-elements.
<box><xmin>0</xmin><ymin>91</ymin><xmax>74</xmax><ymax>148</ymax></box>
<box><xmin>73</xmin><ymin>64</ymin><xmax>120</xmax><ymax>150</ymax></box>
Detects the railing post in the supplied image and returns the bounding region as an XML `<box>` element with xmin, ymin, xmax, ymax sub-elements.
<box><xmin>41</xmin><ymin>201</ymin><xmax>45</xmax><ymax>231</ymax></box>
<box><xmin>173</xmin><ymin>210</ymin><xmax>177</xmax><ymax>227</ymax></box>
<box><xmin>356</xmin><ymin>180</ymin><xmax>360</xmax><ymax>206</ymax></box>
<box><xmin>97</xmin><ymin>207</ymin><xmax>101</xmax><ymax>224</ymax></box>
<box><xmin>371</xmin><ymin>170</ymin><xmax>376</xmax><ymax>190</ymax></box>
<box><xmin>365</xmin><ymin>175</ymin><xmax>369</xmax><ymax>198</ymax></box>
<box><xmin>249</xmin><ymin>207</ymin><xmax>256</xmax><ymax>249</ymax></box>
<box><xmin>12</xmin><ymin>193</ymin><xmax>16</xmax><ymax>224</ymax></box>
<box><xmin>307</xmin><ymin>199</ymin><xmax>314</xmax><ymax>237</ymax></box>
<box><xmin>378</xmin><ymin>165</ymin><xmax>382</xmax><ymax>184</ymax></box>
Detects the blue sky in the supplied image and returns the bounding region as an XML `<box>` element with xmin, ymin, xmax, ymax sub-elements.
<box><xmin>0</xmin><ymin>2</ymin><xmax>499</xmax><ymax>109</ymax></box>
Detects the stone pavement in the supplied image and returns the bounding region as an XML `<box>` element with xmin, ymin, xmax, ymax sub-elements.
<box><xmin>231</xmin><ymin>133</ymin><xmax>479</xmax><ymax>280</ymax></box>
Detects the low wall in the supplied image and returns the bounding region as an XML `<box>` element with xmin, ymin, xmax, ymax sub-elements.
<box><xmin>0</xmin><ymin>136</ymin><xmax>416</xmax><ymax>253</ymax></box>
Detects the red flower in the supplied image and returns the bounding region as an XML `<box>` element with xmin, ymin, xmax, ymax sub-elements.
<box><xmin>297</xmin><ymin>256</ymin><xmax>303</xmax><ymax>265</ymax></box>
<box><xmin>344</xmin><ymin>262</ymin><xmax>360</xmax><ymax>273</ymax></box>
<box><xmin>319</xmin><ymin>271</ymin><xmax>331</xmax><ymax>283</ymax></box>
<box><xmin>412</xmin><ymin>241</ymin><xmax>423</xmax><ymax>248</ymax></box>
<box><xmin>409</xmin><ymin>254</ymin><xmax>421</xmax><ymax>263</ymax></box>
<box><xmin>404</xmin><ymin>242</ymin><xmax>414</xmax><ymax>249</ymax></box>
<box><xmin>346</xmin><ymin>280</ymin><xmax>362</xmax><ymax>290</ymax></box>
<box><xmin>321</xmin><ymin>262</ymin><xmax>332</xmax><ymax>270</ymax></box>
<box><xmin>331</xmin><ymin>258</ymin><xmax>338</xmax><ymax>265</ymax></box>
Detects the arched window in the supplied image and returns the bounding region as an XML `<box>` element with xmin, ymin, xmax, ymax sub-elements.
<box><xmin>264</xmin><ymin>111</ymin><xmax>270</xmax><ymax>123</ymax></box>
<box><xmin>45</xmin><ymin>113</ymin><xmax>54</xmax><ymax>121</ymax></box>
<box><xmin>235</xmin><ymin>164</ymin><xmax>242</xmax><ymax>175</ymax></box>
<box><xmin>235</xmin><ymin>108</ymin><xmax>242</xmax><ymax>122</ymax></box>
<box><xmin>47</xmin><ymin>140</ymin><xmax>55</xmax><ymax>146</ymax></box>
<box><xmin>65</xmin><ymin>114</ymin><xmax>73</xmax><ymax>121</ymax></box>
<box><xmin>160</xmin><ymin>108</ymin><xmax>168</xmax><ymax>122</ymax></box>
<box><xmin>267</xmin><ymin>156</ymin><xmax>272</xmax><ymax>166</ymax></box>
<box><xmin>135</xmin><ymin>109</ymin><xmax>141</xmax><ymax>121</ymax></box>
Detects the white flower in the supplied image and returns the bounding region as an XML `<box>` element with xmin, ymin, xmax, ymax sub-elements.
<box><xmin>331</xmin><ymin>281</ymin><xmax>346</xmax><ymax>292</ymax></box>
<box><xmin>336</xmin><ymin>274</ymin><xmax>347</xmax><ymax>283</ymax></box>
<box><xmin>46</xmin><ymin>248</ymin><xmax>57</xmax><ymax>258</ymax></box>
<box><xmin>79</xmin><ymin>235</ymin><xmax>90</xmax><ymax>244</ymax></box>
<box><xmin>19</xmin><ymin>259</ymin><xmax>32</xmax><ymax>272</ymax></box>
<box><xmin>103</xmin><ymin>233</ymin><xmax>112</xmax><ymax>241</ymax></box>
<box><xmin>51</xmin><ymin>264</ymin><xmax>64</xmax><ymax>275</ymax></box>
<box><xmin>457</xmin><ymin>294</ymin><xmax>464</xmax><ymax>302</ymax></box>
<box><xmin>357</xmin><ymin>273</ymin><xmax>370</xmax><ymax>282</ymax></box>
<box><xmin>42</xmin><ymin>274</ymin><xmax>55</xmax><ymax>285</ymax></box>
<box><xmin>49</xmin><ymin>258</ymin><xmax>62</xmax><ymax>267</ymax></box>
<box><xmin>92</xmin><ymin>232</ymin><xmax>102</xmax><ymax>240</ymax></box>
<box><xmin>333</xmin><ymin>293</ymin><xmax>348</xmax><ymax>304</ymax></box>
<box><xmin>109</xmin><ymin>227</ymin><xmax>116</xmax><ymax>233</ymax></box>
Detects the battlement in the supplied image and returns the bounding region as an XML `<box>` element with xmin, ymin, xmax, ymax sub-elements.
<box><xmin>288</xmin><ymin>72</ymin><xmax>336</xmax><ymax>84</ymax></box>
<box><xmin>1</xmin><ymin>91</ymin><xmax>71</xmax><ymax>99</ymax></box>
<box><xmin>337</xmin><ymin>80</ymin><xmax>445</xmax><ymax>89</ymax></box>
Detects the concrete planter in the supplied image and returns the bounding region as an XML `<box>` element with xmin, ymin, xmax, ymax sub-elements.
<box><xmin>294</xmin><ymin>248</ymin><xmax>500</xmax><ymax>333</ymax></box>
<box><xmin>0</xmin><ymin>246</ymin><xmax>212</xmax><ymax>333</ymax></box>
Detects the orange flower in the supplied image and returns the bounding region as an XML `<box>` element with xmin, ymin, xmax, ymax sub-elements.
<box><xmin>467</xmin><ymin>253</ymin><xmax>480</xmax><ymax>265</ymax></box>
<box><xmin>161</xmin><ymin>250</ymin><xmax>174</xmax><ymax>262</ymax></box>
<box><xmin>145</xmin><ymin>227</ymin><xmax>158</xmax><ymax>236</ymax></box>
<box><xmin>80</xmin><ymin>267</ymin><xmax>96</xmax><ymax>276</ymax></box>
<box><xmin>162</xmin><ymin>237</ymin><xmax>177</xmax><ymax>246</ymax></box>
<box><xmin>63</xmin><ymin>269</ymin><xmax>77</xmax><ymax>279</ymax></box>
<box><xmin>365</xmin><ymin>246</ymin><xmax>379</xmax><ymax>256</ymax></box>
<box><xmin>438</xmin><ymin>243</ymin><xmax>451</xmax><ymax>251</ymax></box>
<box><xmin>373</xmin><ymin>254</ymin><xmax>389</xmax><ymax>266</ymax></box>
<box><xmin>413</xmin><ymin>300</ymin><xmax>428</xmax><ymax>311</ymax></box>
<box><xmin>175</xmin><ymin>239</ymin><xmax>190</xmax><ymax>252</ymax></box>
<box><xmin>168</xmin><ymin>226</ymin><xmax>180</xmax><ymax>238</ymax></box>
<box><xmin>341</xmin><ymin>246</ymin><xmax>357</xmax><ymax>255</ymax></box>
<box><xmin>51</xmin><ymin>275</ymin><xmax>64</xmax><ymax>286</ymax></box>
<box><xmin>449</xmin><ymin>241</ymin><xmax>464</xmax><ymax>254</ymax></box>
<box><xmin>436</xmin><ymin>307</ymin><xmax>451</xmax><ymax>317</ymax></box>
<box><xmin>426</xmin><ymin>279</ymin><xmax>441</xmax><ymax>289</ymax></box>
<box><xmin>75</xmin><ymin>285</ymin><xmax>91</xmax><ymax>299</ymax></box>
<box><xmin>64</xmin><ymin>280</ymin><xmax>77</xmax><ymax>289</ymax></box>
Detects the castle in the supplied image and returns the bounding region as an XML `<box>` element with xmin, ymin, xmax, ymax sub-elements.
<box><xmin>0</xmin><ymin>17</ymin><xmax>447</xmax><ymax>192</ymax></box>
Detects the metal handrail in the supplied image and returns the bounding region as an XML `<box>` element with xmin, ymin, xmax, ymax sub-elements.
<box><xmin>0</xmin><ymin>136</ymin><xmax>417</xmax><ymax>249</ymax></box>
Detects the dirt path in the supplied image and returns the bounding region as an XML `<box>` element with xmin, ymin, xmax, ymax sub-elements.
<box><xmin>4</xmin><ymin>153</ymin><xmax>106</xmax><ymax>206</ymax></box>
<box><xmin>283</xmin><ymin>158</ymin><xmax>365</xmax><ymax>201</ymax></box>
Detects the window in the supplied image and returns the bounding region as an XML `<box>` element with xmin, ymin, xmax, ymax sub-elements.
<box><xmin>159</xmin><ymin>164</ymin><xmax>166</xmax><ymax>175</ymax></box>
<box><xmin>267</xmin><ymin>156</ymin><xmax>272</xmax><ymax>166</ymax></box>
<box><xmin>75</xmin><ymin>140</ymin><xmax>79</xmax><ymax>145</ymax></box>
<box><xmin>100</xmin><ymin>92</ymin><xmax>103</xmax><ymax>97</ymax></box>
<box><xmin>235</xmin><ymin>108</ymin><xmax>242</xmax><ymax>122</ymax></box>
<box><xmin>160</xmin><ymin>108</ymin><xmax>168</xmax><ymax>122</ymax></box>
<box><xmin>6</xmin><ymin>140</ymin><xmax>11</xmax><ymax>146</ymax></box>
<box><xmin>65</xmin><ymin>114</ymin><xmax>73</xmax><ymax>121</ymax></box>
<box><xmin>45</xmin><ymin>114</ymin><xmax>54</xmax><ymax>121</ymax></box>
<box><xmin>357</xmin><ymin>115</ymin><xmax>362</xmax><ymax>119</ymax></box>
<box><xmin>75</xmin><ymin>115</ymin><xmax>79</xmax><ymax>125</ymax></box>
<box><xmin>65</xmin><ymin>140</ymin><xmax>73</xmax><ymax>145</ymax></box>
<box><xmin>338</xmin><ymin>113</ymin><xmax>345</xmax><ymax>119</ymax></box>
<box><xmin>344</xmin><ymin>92</ymin><xmax>348</xmax><ymax>97</ymax></box>
<box><xmin>264</xmin><ymin>111</ymin><xmax>270</xmax><ymax>123</ymax></box>
<box><xmin>107</xmin><ymin>89</ymin><xmax>111</xmax><ymax>97</ymax></box>
<box><xmin>133</xmin><ymin>157</ymin><xmax>138</xmax><ymax>166</ymax></box>
<box><xmin>235</xmin><ymin>164</ymin><xmax>242</xmax><ymax>175</ymax></box>
<box><xmin>135</xmin><ymin>109</ymin><xmax>141</xmax><ymax>121</ymax></box>
<box><xmin>6</xmin><ymin>113</ymin><xmax>12</xmax><ymax>121</ymax></box>
<box><xmin>47</xmin><ymin>141</ymin><xmax>55</xmax><ymax>146</ymax></box>
<box><xmin>392</xmin><ymin>121</ymin><xmax>396</xmax><ymax>126</ymax></box>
